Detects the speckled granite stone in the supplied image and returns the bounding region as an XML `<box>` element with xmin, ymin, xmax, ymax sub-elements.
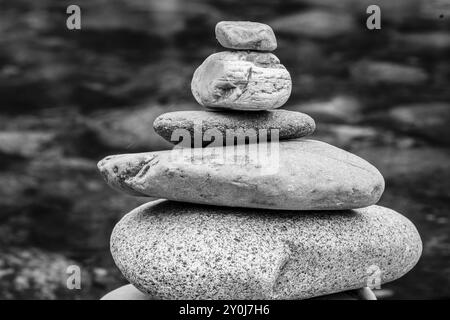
<box><xmin>215</xmin><ymin>21</ymin><xmax>277</xmax><ymax>51</ymax></box>
<box><xmin>191</xmin><ymin>51</ymin><xmax>291</xmax><ymax>111</ymax></box>
<box><xmin>98</xmin><ymin>139</ymin><xmax>385</xmax><ymax>210</ymax></box>
<box><xmin>110</xmin><ymin>200</ymin><xmax>422</xmax><ymax>300</ymax></box>
<box><xmin>153</xmin><ymin>110</ymin><xmax>315</xmax><ymax>146</ymax></box>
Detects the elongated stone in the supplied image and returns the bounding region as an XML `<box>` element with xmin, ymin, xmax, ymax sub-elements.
<box><xmin>191</xmin><ymin>51</ymin><xmax>291</xmax><ymax>111</ymax></box>
<box><xmin>153</xmin><ymin>110</ymin><xmax>315</xmax><ymax>146</ymax></box>
<box><xmin>111</xmin><ymin>200</ymin><xmax>422</xmax><ymax>300</ymax></box>
<box><xmin>215</xmin><ymin>21</ymin><xmax>277</xmax><ymax>51</ymax></box>
<box><xmin>97</xmin><ymin>139</ymin><xmax>384</xmax><ymax>210</ymax></box>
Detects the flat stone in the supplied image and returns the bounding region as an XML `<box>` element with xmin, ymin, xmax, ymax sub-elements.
<box><xmin>110</xmin><ymin>200</ymin><xmax>422</xmax><ymax>299</ymax></box>
<box><xmin>293</xmin><ymin>95</ymin><xmax>362</xmax><ymax>124</ymax></box>
<box><xmin>97</xmin><ymin>139</ymin><xmax>385</xmax><ymax>210</ymax></box>
<box><xmin>351</xmin><ymin>61</ymin><xmax>428</xmax><ymax>85</ymax></box>
<box><xmin>394</xmin><ymin>32</ymin><xmax>450</xmax><ymax>51</ymax></box>
<box><xmin>191</xmin><ymin>51</ymin><xmax>291</xmax><ymax>111</ymax></box>
<box><xmin>0</xmin><ymin>131</ymin><xmax>54</xmax><ymax>157</ymax></box>
<box><xmin>270</xmin><ymin>10</ymin><xmax>356</xmax><ymax>38</ymax></box>
<box><xmin>215</xmin><ymin>21</ymin><xmax>277</xmax><ymax>51</ymax></box>
<box><xmin>386</xmin><ymin>103</ymin><xmax>450</xmax><ymax>145</ymax></box>
<box><xmin>293</xmin><ymin>0</ymin><xmax>420</xmax><ymax>24</ymax></box>
<box><xmin>153</xmin><ymin>110</ymin><xmax>315</xmax><ymax>146</ymax></box>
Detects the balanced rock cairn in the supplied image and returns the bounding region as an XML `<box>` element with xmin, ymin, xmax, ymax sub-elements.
<box><xmin>98</xmin><ymin>21</ymin><xmax>422</xmax><ymax>300</ymax></box>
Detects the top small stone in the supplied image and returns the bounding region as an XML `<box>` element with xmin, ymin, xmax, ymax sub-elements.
<box><xmin>215</xmin><ymin>21</ymin><xmax>277</xmax><ymax>51</ymax></box>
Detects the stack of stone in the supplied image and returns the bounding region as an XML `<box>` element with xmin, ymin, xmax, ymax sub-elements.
<box><xmin>98</xmin><ymin>21</ymin><xmax>422</xmax><ymax>300</ymax></box>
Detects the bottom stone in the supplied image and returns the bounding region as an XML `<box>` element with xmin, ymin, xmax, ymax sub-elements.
<box><xmin>110</xmin><ymin>200</ymin><xmax>422</xmax><ymax>300</ymax></box>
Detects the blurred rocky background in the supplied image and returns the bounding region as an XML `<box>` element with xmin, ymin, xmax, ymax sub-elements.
<box><xmin>0</xmin><ymin>0</ymin><xmax>449</xmax><ymax>299</ymax></box>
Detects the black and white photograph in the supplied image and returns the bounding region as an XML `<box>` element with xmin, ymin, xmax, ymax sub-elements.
<box><xmin>0</xmin><ymin>0</ymin><xmax>449</xmax><ymax>306</ymax></box>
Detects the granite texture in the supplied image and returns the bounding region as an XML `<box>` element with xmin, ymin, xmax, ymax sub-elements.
<box><xmin>97</xmin><ymin>139</ymin><xmax>385</xmax><ymax>210</ymax></box>
<box><xmin>191</xmin><ymin>51</ymin><xmax>291</xmax><ymax>111</ymax></box>
<box><xmin>215</xmin><ymin>21</ymin><xmax>277</xmax><ymax>51</ymax></box>
<box><xmin>110</xmin><ymin>200</ymin><xmax>423</xmax><ymax>300</ymax></box>
<box><xmin>153</xmin><ymin>110</ymin><xmax>316</xmax><ymax>146</ymax></box>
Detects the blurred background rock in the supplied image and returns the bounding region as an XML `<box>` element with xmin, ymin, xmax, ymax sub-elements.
<box><xmin>0</xmin><ymin>0</ymin><xmax>449</xmax><ymax>299</ymax></box>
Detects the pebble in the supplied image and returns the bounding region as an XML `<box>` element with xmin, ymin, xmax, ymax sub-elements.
<box><xmin>97</xmin><ymin>139</ymin><xmax>385</xmax><ymax>210</ymax></box>
<box><xmin>394</xmin><ymin>32</ymin><xmax>450</xmax><ymax>51</ymax></box>
<box><xmin>153</xmin><ymin>110</ymin><xmax>315</xmax><ymax>146</ymax></box>
<box><xmin>293</xmin><ymin>96</ymin><xmax>362</xmax><ymax>124</ymax></box>
<box><xmin>386</xmin><ymin>103</ymin><xmax>450</xmax><ymax>145</ymax></box>
<box><xmin>351</xmin><ymin>61</ymin><xmax>428</xmax><ymax>85</ymax></box>
<box><xmin>215</xmin><ymin>21</ymin><xmax>277</xmax><ymax>51</ymax></box>
<box><xmin>270</xmin><ymin>10</ymin><xmax>356</xmax><ymax>38</ymax></box>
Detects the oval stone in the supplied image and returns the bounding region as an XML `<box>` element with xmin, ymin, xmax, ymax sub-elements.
<box><xmin>191</xmin><ymin>51</ymin><xmax>291</xmax><ymax>111</ymax></box>
<box><xmin>153</xmin><ymin>110</ymin><xmax>316</xmax><ymax>146</ymax></box>
<box><xmin>215</xmin><ymin>21</ymin><xmax>277</xmax><ymax>51</ymax></box>
<box><xmin>110</xmin><ymin>200</ymin><xmax>422</xmax><ymax>300</ymax></box>
<box><xmin>97</xmin><ymin>139</ymin><xmax>385</xmax><ymax>210</ymax></box>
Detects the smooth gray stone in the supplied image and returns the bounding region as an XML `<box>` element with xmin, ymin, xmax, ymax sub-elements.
<box><xmin>110</xmin><ymin>200</ymin><xmax>422</xmax><ymax>300</ymax></box>
<box><xmin>350</xmin><ymin>60</ymin><xmax>428</xmax><ymax>85</ymax></box>
<box><xmin>153</xmin><ymin>110</ymin><xmax>315</xmax><ymax>146</ymax></box>
<box><xmin>215</xmin><ymin>21</ymin><xmax>277</xmax><ymax>51</ymax></box>
<box><xmin>385</xmin><ymin>103</ymin><xmax>450</xmax><ymax>145</ymax></box>
<box><xmin>97</xmin><ymin>139</ymin><xmax>385</xmax><ymax>210</ymax></box>
<box><xmin>191</xmin><ymin>51</ymin><xmax>291</xmax><ymax>111</ymax></box>
<box><xmin>270</xmin><ymin>10</ymin><xmax>356</xmax><ymax>38</ymax></box>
